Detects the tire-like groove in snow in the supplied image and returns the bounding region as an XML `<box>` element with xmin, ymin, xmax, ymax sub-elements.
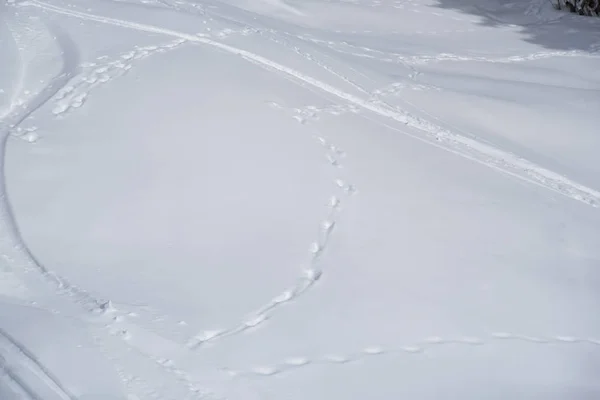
<box><xmin>0</xmin><ymin>14</ymin><xmax>211</xmax><ymax>399</ymax></box>
<box><xmin>0</xmin><ymin>328</ymin><xmax>76</xmax><ymax>400</ymax></box>
<box><xmin>3</xmin><ymin>2</ymin><xmax>600</xmax><ymax>396</ymax></box>
<box><xmin>0</xmin><ymin>15</ymin><xmax>106</xmax><ymax>314</ymax></box>
<box><xmin>21</xmin><ymin>0</ymin><xmax>600</xmax><ymax>208</ymax></box>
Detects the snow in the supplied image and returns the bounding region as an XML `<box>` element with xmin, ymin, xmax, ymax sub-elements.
<box><xmin>1</xmin><ymin>0</ymin><xmax>600</xmax><ymax>398</ymax></box>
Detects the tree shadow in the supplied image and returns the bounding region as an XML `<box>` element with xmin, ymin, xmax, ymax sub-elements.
<box><xmin>431</xmin><ymin>0</ymin><xmax>600</xmax><ymax>52</ymax></box>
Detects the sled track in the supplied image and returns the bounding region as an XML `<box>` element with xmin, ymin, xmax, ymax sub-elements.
<box><xmin>20</xmin><ymin>0</ymin><xmax>600</xmax><ymax>208</ymax></box>
<box><xmin>0</xmin><ymin>328</ymin><xmax>76</xmax><ymax>400</ymax></box>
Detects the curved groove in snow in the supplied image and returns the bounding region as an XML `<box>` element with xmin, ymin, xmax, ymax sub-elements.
<box><xmin>0</xmin><ymin>9</ymin><xmax>106</xmax><ymax>312</ymax></box>
<box><xmin>0</xmin><ymin>328</ymin><xmax>76</xmax><ymax>400</ymax></box>
<box><xmin>20</xmin><ymin>0</ymin><xmax>600</xmax><ymax>208</ymax></box>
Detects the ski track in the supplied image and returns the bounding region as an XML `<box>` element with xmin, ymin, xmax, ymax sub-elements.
<box><xmin>1</xmin><ymin>3</ymin><xmax>357</xmax><ymax>394</ymax></box>
<box><xmin>10</xmin><ymin>0</ymin><xmax>361</xmax><ymax>355</ymax></box>
<box><xmin>0</xmin><ymin>10</ymin><xmax>215</xmax><ymax>399</ymax></box>
<box><xmin>21</xmin><ymin>0</ymin><xmax>600</xmax><ymax>208</ymax></box>
<box><xmin>0</xmin><ymin>360</ymin><xmax>41</xmax><ymax>400</ymax></box>
<box><xmin>3</xmin><ymin>0</ymin><xmax>600</xmax><ymax>398</ymax></box>
<box><xmin>255</xmin><ymin>29</ymin><xmax>373</xmax><ymax>95</ymax></box>
<box><xmin>0</xmin><ymin>6</ymin><xmax>103</xmax><ymax>313</ymax></box>
<box><xmin>12</xmin><ymin>40</ymin><xmax>186</xmax><ymax>143</ymax></box>
<box><xmin>226</xmin><ymin>333</ymin><xmax>600</xmax><ymax>379</ymax></box>
<box><xmin>0</xmin><ymin>21</ymin><xmax>25</xmax><ymax>124</ymax></box>
<box><xmin>0</xmin><ymin>327</ymin><xmax>76</xmax><ymax>400</ymax></box>
<box><xmin>300</xmin><ymin>35</ymin><xmax>600</xmax><ymax>67</ymax></box>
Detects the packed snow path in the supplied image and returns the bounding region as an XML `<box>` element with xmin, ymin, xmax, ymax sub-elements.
<box><xmin>1</xmin><ymin>0</ymin><xmax>600</xmax><ymax>398</ymax></box>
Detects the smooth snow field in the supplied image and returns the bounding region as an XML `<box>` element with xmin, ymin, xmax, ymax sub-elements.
<box><xmin>1</xmin><ymin>0</ymin><xmax>600</xmax><ymax>398</ymax></box>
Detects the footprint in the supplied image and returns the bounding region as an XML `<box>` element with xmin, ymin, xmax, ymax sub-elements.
<box><xmin>23</xmin><ymin>131</ymin><xmax>39</xmax><ymax>143</ymax></box>
<box><xmin>52</xmin><ymin>102</ymin><xmax>70</xmax><ymax>116</ymax></box>
<box><xmin>55</xmin><ymin>85</ymin><xmax>74</xmax><ymax>100</ymax></box>
<box><xmin>98</xmin><ymin>74</ymin><xmax>111</xmax><ymax>83</ymax></box>
<box><xmin>70</xmin><ymin>93</ymin><xmax>87</xmax><ymax>108</ymax></box>
<box><xmin>244</xmin><ymin>314</ymin><xmax>267</xmax><ymax>328</ymax></box>
<box><xmin>284</xmin><ymin>357</ymin><xmax>310</xmax><ymax>366</ymax></box>
<box><xmin>309</xmin><ymin>240</ymin><xmax>322</xmax><ymax>253</ymax></box>
<box><xmin>321</xmin><ymin>220</ymin><xmax>335</xmax><ymax>233</ymax></box>
<box><xmin>272</xmin><ymin>290</ymin><xmax>293</xmax><ymax>304</ymax></box>
<box><xmin>121</xmin><ymin>51</ymin><xmax>136</xmax><ymax>60</ymax></box>
<box><xmin>322</xmin><ymin>354</ymin><xmax>351</xmax><ymax>363</ymax></box>
<box><xmin>252</xmin><ymin>366</ymin><xmax>279</xmax><ymax>376</ymax></box>
<box><xmin>363</xmin><ymin>346</ymin><xmax>384</xmax><ymax>355</ymax></box>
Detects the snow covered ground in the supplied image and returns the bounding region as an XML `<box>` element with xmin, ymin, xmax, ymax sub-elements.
<box><xmin>1</xmin><ymin>0</ymin><xmax>600</xmax><ymax>398</ymax></box>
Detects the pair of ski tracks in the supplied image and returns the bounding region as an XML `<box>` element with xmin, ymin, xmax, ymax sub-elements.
<box><xmin>5</xmin><ymin>0</ymin><xmax>600</xmax><ymax>396</ymax></box>
<box><xmin>21</xmin><ymin>0</ymin><xmax>600</xmax><ymax>208</ymax></box>
<box><xmin>1</xmin><ymin>2</ymin><xmax>355</xmax><ymax>397</ymax></box>
<box><xmin>0</xmin><ymin>326</ymin><xmax>77</xmax><ymax>400</ymax></box>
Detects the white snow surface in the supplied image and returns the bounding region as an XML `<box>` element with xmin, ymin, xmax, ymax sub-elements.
<box><xmin>1</xmin><ymin>0</ymin><xmax>600</xmax><ymax>398</ymax></box>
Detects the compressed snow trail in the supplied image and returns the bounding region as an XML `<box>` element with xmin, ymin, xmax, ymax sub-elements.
<box><xmin>0</xmin><ymin>11</ymin><xmax>217</xmax><ymax>399</ymax></box>
<box><xmin>2</xmin><ymin>1</ymin><xmax>600</xmax><ymax>398</ymax></box>
<box><xmin>0</xmin><ymin>17</ymin><xmax>107</xmax><ymax>313</ymax></box>
<box><xmin>0</xmin><ymin>328</ymin><xmax>76</xmax><ymax>400</ymax></box>
<box><xmin>19</xmin><ymin>0</ymin><xmax>600</xmax><ymax>208</ymax></box>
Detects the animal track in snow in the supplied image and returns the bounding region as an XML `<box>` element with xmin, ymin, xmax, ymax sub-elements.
<box><xmin>10</xmin><ymin>126</ymin><xmax>40</xmax><ymax>143</ymax></box>
<box><xmin>11</xmin><ymin>3</ymin><xmax>600</xmax><ymax>398</ymax></box>
<box><xmin>186</xmin><ymin>102</ymin><xmax>356</xmax><ymax>350</ymax></box>
<box><xmin>372</xmin><ymin>81</ymin><xmax>441</xmax><ymax>97</ymax></box>
<box><xmin>28</xmin><ymin>0</ymin><xmax>600</xmax><ymax>206</ymax></box>
<box><xmin>211</xmin><ymin>27</ymin><xmax>259</xmax><ymax>39</ymax></box>
<box><xmin>268</xmin><ymin>101</ymin><xmax>360</xmax><ymax>125</ymax></box>
<box><xmin>226</xmin><ymin>333</ymin><xmax>600</xmax><ymax>379</ymax></box>
<box><xmin>52</xmin><ymin>39</ymin><xmax>186</xmax><ymax>117</ymax></box>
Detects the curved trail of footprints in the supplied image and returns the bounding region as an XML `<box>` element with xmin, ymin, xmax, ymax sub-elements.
<box><xmin>2</xmin><ymin>2</ymin><xmax>351</xmax><ymax>394</ymax></box>
<box><xmin>187</xmin><ymin>106</ymin><xmax>356</xmax><ymax>349</ymax></box>
<box><xmin>227</xmin><ymin>333</ymin><xmax>600</xmax><ymax>379</ymax></box>
<box><xmin>52</xmin><ymin>39</ymin><xmax>186</xmax><ymax>117</ymax></box>
<box><xmin>24</xmin><ymin>0</ymin><xmax>600</xmax><ymax>207</ymax></box>
<box><xmin>5</xmin><ymin>3</ymin><xmax>360</xmax><ymax>392</ymax></box>
<box><xmin>6</xmin><ymin>1</ymin><xmax>600</xmax><ymax>397</ymax></box>
<box><xmin>12</xmin><ymin>39</ymin><xmax>186</xmax><ymax>143</ymax></box>
<box><xmin>0</xmin><ymin>10</ymin><xmax>212</xmax><ymax>398</ymax></box>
